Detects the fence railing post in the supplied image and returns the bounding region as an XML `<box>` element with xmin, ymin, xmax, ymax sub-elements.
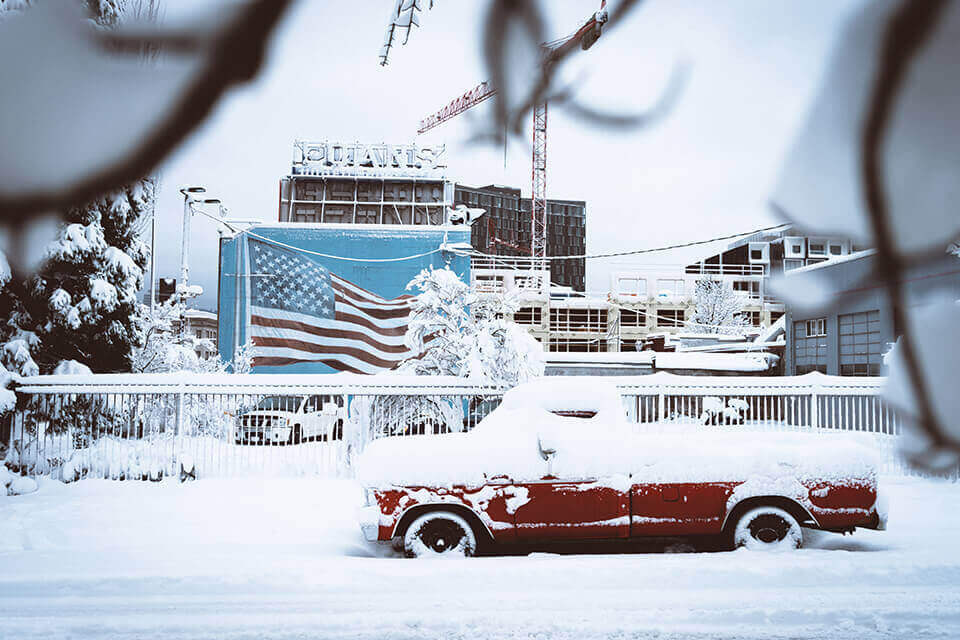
<box><xmin>810</xmin><ymin>383</ymin><xmax>819</xmax><ymax>429</ymax></box>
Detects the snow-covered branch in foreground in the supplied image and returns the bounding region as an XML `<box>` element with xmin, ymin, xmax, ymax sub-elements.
<box><xmin>686</xmin><ymin>278</ymin><xmax>751</xmax><ymax>335</ymax></box>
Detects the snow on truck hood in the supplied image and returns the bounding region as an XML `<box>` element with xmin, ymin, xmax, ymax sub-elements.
<box><xmin>357</xmin><ymin>379</ymin><xmax>881</xmax><ymax>488</ymax></box>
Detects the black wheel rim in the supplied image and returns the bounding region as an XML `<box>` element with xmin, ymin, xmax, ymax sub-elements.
<box><xmin>418</xmin><ymin>519</ymin><xmax>466</xmax><ymax>553</ymax></box>
<box><xmin>748</xmin><ymin>514</ymin><xmax>790</xmax><ymax>544</ymax></box>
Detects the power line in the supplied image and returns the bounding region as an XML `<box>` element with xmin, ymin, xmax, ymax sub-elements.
<box><xmin>469</xmin><ymin>222</ymin><xmax>792</xmax><ymax>262</ymax></box>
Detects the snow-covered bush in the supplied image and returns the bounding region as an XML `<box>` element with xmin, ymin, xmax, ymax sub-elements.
<box><xmin>700</xmin><ymin>397</ymin><xmax>750</xmax><ymax>425</ymax></box>
<box><xmin>686</xmin><ymin>279</ymin><xmax>751</xmax><ymax>335</ymax></box>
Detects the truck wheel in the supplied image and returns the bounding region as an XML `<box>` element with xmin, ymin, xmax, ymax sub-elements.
<box><xmin>731</xmin><ymin>506</ymin><xmax>802</xmax><ymax>551</ymax></box>
<box><xmin>403</xmin><ymin>511</ymin><xmax>477</xmax><ymax>558</ymax></box>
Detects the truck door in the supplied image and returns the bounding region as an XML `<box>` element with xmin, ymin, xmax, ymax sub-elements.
<box><xmin>512</xmin><ymin>428</ymin><xmax>629</xmax><ymax>540</ymax></box>
<box><xmin>630</xmin><ymin>482</ymin><xmax>733</xmax><ymax>536</ymax></box>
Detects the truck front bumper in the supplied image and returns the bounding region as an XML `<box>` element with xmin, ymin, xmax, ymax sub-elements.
<box><xmin>358</xmin><ymin>505</ymin><xmax>381</xmax><ymax>542</ymax></box>
<box><xmin>865</xmin><ymin>487</ymin><xmax>889</xmax><ymax>530</ymax></box>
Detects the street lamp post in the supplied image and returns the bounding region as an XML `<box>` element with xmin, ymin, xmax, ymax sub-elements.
<box><xmin>178</xmin><ymin>186</ymin><xmax>219</xmax><ymax>339</ymax></box>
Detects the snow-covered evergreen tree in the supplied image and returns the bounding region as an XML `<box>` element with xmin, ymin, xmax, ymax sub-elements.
<box><xmin>399</xmin><ymin>266</ymin><xmax>544</xmax><ymax>383</ymax></box>
<box><xmin>686</xmin><ymin>278</ymin><xmax>751</xmax><ymax>335</ymax></box>
<box><xmin>400</xmin><ymin>266</ymin><xmax>473</xmax><ymax>377</ymax></box>
<box><xmin>362</xmin><ymin>266</ymin><xmax>544</xmax><ymax>437</ymax></box>
<box><xmin>18</xmin><ymin>183</ymin><xmax>153</xmax><ymax>372</ymax></box>
<box><xmin>466</xmin><ymin>291</ymin><xmax>546</xmax><ymax>387</ymax></box>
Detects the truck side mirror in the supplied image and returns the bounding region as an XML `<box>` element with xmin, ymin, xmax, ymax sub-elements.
<box><xmin>537</xmin><ymin>435</ymin><xmax>557</xmax><ymax>477</ymax></box>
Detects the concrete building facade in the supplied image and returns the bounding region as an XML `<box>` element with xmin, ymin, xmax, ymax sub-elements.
<box><xmin>783</xmin><ymin>249</ymin><xmax>960</xmax><ymax>376</ymax></box>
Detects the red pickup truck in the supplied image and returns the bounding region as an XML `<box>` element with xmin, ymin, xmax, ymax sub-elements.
<box><xmin>357</xmin><ymin>379</ymin><xmax>886</xmax><ymax>557</ymax></box>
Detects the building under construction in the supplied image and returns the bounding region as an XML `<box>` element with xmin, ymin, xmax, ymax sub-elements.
<box><xmin>454</xmin><ymin>184</ymin><xmax>586</xmax><ymax>291</ymax></box>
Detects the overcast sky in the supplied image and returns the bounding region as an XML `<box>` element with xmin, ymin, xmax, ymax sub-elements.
<box><xmin>153</xmin><ymin>0</ymin><xmax>864</xmax><ymax>310</ymax></box>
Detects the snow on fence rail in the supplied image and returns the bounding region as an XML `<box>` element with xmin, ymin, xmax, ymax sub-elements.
<box><xmin>4</xmin><ymin>371</ymin><xmax>908</xmax><ymax>480</ymax></box>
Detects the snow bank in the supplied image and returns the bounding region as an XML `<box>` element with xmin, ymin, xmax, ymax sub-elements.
<box><xmin>497</xmin><ymin>377</ymin><xmax>627</xmax><ymax>424</ymax></box>
<box><xmin>358</xmin><ymin>424</ymin><xmax>879</xmax><ymax>489</ymax></box>
<box><xmin>1</xmin><ymin>464</ymin><xmax>38</xmax><ymax>496</ymax></box>
<box><xmin>52</xmin><ymin>359</ymin><xmax>92</xmax><ymax>376</ymax></box>
<box><xmin>358</xmin><ymin>378</ymin><xmax>880</xmax><ymax>488</ymax></box>
<box><xmin>655</xmin><ymin>351</ymin><xmax>778</xmax><ymax>372</ymax></box>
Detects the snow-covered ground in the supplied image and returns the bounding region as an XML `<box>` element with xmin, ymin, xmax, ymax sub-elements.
<box><xmin>2</xmin><ymin>475</ymin><xmax>959</xmax><ymax>639</ymax></box>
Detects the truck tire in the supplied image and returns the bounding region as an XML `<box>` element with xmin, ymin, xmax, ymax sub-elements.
<box><xmin>403</xmin><ymin>511</ymin><xmax>477</xmax><ymax>558</ymax></box>
<box><xmin>731</xmin><ymin>506</ymin><xmax>802</xmax><ymax>551</ymax></box>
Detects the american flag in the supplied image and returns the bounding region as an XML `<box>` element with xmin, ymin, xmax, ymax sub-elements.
<box><xmin>248</xmin><ymin>238</ymin><xmax>415</xmax><ymax>373</ymax></box>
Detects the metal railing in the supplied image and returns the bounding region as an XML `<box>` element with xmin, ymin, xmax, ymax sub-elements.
<box><xmin>4</xmin><ymin>371</ymin><xmax>913</xmax><ymax>480</ymax></box>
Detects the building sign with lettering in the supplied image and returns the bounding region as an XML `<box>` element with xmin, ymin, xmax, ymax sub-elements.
<box><xmin>292</xmin><ymin>141</ymin><xmax>447</xmax><ymax>178</ymax></box>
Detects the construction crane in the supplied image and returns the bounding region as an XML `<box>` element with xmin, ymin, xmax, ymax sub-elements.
<box><xmin>415</xmin><ymin>3</ymin><xmax>609</xmax><ymax>258</ymax></box>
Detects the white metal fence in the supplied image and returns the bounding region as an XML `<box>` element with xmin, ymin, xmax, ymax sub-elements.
<box><xmin>3</xmin><ymin>371</ymin><xmax>916</xmax><ymax>481</ymax></box>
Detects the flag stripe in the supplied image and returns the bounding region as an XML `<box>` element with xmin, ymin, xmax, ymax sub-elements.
<box><xmin>331</xmin><ymin>275</ymin><xmax>414</xmax><ymax>305</ymax></box>
<box><xmin>331</xmin><ymin>280</ymin><xmax>412</xmax><ymax>309</ymax></box>
<box><xmin>334</xmin><ymin>310</ymin><xmax>406</xmax><ymax>336</ymax></box>
<box><xmin>334</xmin><ymin>293</ymin><xmax>410</xmax><ymax>319</ymax></box>
<box><xmin>254</xmin><ymin>337</ymin><xmax>404</xmax><ymax>369</ymax></box>
<box><xmin>251</xmin><ymin>346</ymin><xmax>394</xmax><ymax>373</ymax></box>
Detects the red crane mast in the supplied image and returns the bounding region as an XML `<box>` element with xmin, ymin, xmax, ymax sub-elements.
<box><xmin>417</xmin><ymin>3</ymin><xmax>608</xmax><ymax>258</ymax></box>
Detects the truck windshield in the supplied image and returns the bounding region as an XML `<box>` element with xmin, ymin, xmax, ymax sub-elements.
<box><xmin>254</xmin><ymin>396</ymin><xmax>303</xmax><ymax>412</ymax></box>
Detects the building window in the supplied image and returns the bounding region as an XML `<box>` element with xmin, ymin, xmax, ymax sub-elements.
<box><xmin>839</xmin><ymin>310</ymin><xmax>882</xmax><ymax>376</ymax></box>
<box><xmin>619</xmin><ymin>339</ymin><xmax>640</xmax><ymax>352</ymax></box>
<box><xmin>514</xmin><ymin>307</ymin><xmax>542</xmax><ymax>325</ymax></box>
<box><xmin>550</xmin><ymin>308</ymin><xmax>607</xmax><ymax>332</ymax></box>
<box><xmin>656</xmin><ymin>279</ymin><xmax>684</xmax><ymax>296</ymax></box>
<box><xmin>473</xmin><ymin>274</ymin><xmax>503</xmax><ymax>293</ymax></box>
<box><xmin>616</xmin><ymin>277</ymin><xmax>646</xmax><ymax>297</ymax></box>
<box><xmin>656</xmin><ymin>309</ymin><xmax>684</xmax><ymax>328</ymax></box>
<box><xmin>794</xmin><ymin>319</ymin><xmax>827</xmax><ymax>374</ymax></box>
<box><xmin>732</xmin><ymin>280</ymin><xmax>760</xmax><ymax>299</ymax></box>
<box><xmin>750</xmin><ymin>249</ymin><xmax>763</xmax><ymax>261</ymax></box>
<box><xmin>742</xmin><ymin>310</ymin><xmax>761</xmax><ymax>326</ymax></box>
<box><xmin>790</xmin><ymin>244</ymin><xmax>803</xmax><ymax>255</ymax></box>
<box><xmin>830</xmin><ymin>245</ymin><xmax>843</xmax><ymax>255</ymax></box>
<box><xmin>619</xmin><ymin>309</ymin><xmax>644</xmax><ymax>328</ymax></box>
<box><xmin>805</xmin><ymin>318</ymin><xmax>826</xmax><ymax>337</ymax></box>
<box><xmin>784</xmin><ymin>259</ymin><xmax>804</xmax><ymax>272</ymax></box>
<box><xmin>808</xmin><ymin>242</ymin><xmax>826</xmax><ymax>256</ymax></box>
<box><xmin>548</xmin><ymin>338</ymin><xmax>606</xmax><ymax>352</ymax></box>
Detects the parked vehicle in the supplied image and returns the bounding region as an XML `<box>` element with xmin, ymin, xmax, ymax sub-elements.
<box><xmin>357</xmin><ymin>378</ymin><xmax>886</xmax><ymax>557</ymax></box>
<box><xmin>235</xmin><ymin>395</ymin><xmax>344</xmax><ymax>445</ymax></box>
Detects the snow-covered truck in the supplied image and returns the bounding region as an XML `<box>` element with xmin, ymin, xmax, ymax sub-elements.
<box><xmin>357</xmin><ymin>379</ymin><xmax>886</xmax><ymax>557</ymax></box>
<box><xmin>235</xmin><ymin>395</ymin><xmax>345</xmax><ymax>445</ymax></box>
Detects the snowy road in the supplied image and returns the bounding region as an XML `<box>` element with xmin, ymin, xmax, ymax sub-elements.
<box><xmin>2</xmin><ymin>476</ymin><xmax>959</xmax><ymax>639</ymax></box>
